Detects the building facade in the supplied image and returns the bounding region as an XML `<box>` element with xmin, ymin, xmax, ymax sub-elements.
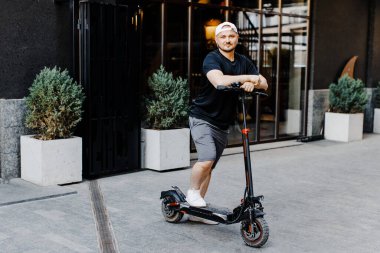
<box><xmin>0</xmin><ymin>0</ymin><xmax>379</xmax><ymax>179</ymax></box>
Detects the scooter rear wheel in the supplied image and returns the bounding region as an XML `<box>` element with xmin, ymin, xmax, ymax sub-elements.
<box><xmin>240</xmin><ymin>217</ymin><xmax>269</xmax><ymax>248</ymax></box>
<box><xmin>161</xmin><ymin>196</ymin><xmax>183</xmax><ymax>223</ymax></box>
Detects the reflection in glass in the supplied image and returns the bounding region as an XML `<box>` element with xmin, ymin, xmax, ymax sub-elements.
<box><xmin>191</xmin><ymin>7</ymin><xmax>224</xmax><ymax>99</ymax></box>
<box><xmin>282</xmin><ymin>0</ymin><xmax>308</xmax><ymax>15</ymax></box>
<box><xmin>262</xmin><ymin>0</ymin><xmax>279</xmax><ymax>13</ymax></box>
<box><xmin>204</xmin><ymin>19</ymin><xmax>222</xmax><ymax>50</ymax></box>
<box><xmin>235</xmin><ymin>11</ymin><xmax>260</xmax><ymax>60</ymax></box>
<box><xmin>278</xmin><ymin>17</ymin><xmax>307</xmax><ymax>136</ymax></box>
<box><xmin>196</xmin><ymin>0</ymin><xmax>225</xmax><ymax>5</ymax></box>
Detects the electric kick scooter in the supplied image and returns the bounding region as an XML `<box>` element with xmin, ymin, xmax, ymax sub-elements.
<box><xmin>160</xmin><ymin>83</ymin><xmax>269</xmax><ymax>248</ymax></box>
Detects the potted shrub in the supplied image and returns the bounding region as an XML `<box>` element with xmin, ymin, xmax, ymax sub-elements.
<box><xmin>373</xmin><ymin>83</ymin><xmax>380</xmax><ymax>133</ymax></box>
<box><xmin>324</xmin><ymin>74</ymin><xmax>368</xmax><ymax>142</ymax></box>
<box><xmin>21</xmin><ymin>67</ymin><xmax>85</xmax><ymax>186</ymax></box>
<box><xmin>142</xmin><ymin>65</ymin><xmax>190</xmax><ymax>171</ymax></box>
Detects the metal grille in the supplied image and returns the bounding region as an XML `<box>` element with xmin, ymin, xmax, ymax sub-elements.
<box><xmin>89</xmin><ymin>180</ymin><xmax>119</xmax><ymax>253</ymax></box>
<box><xmin>79</xmin><ymin>1</ymin><xmax>141</xmax><ymax>177</ymax></box>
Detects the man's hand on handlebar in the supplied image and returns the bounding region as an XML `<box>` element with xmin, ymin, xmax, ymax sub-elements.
<box><xmin>240</xmin><ymin>82</ymin><xmax>256</xmax><ymax>93</ymax></box>
<box><xmin>249</xmin><ymin>74</ymin><xmax>268</xmax><ymax>91</ymax></box>
<box><xmin>216</xmin><ymin>84</ymin><xmax>268</xmax><ymax>97</ymax></box>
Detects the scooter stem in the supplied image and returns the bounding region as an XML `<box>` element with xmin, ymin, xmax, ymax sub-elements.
<box><xmin>241</xmin><ymin>91</ymin><xmax>254</xmax><ymax>201</ymax></box>
<box><xmin>240</xmin><ymin>92</ymin><xmax>255</xmax><ymax>200</ymax></box>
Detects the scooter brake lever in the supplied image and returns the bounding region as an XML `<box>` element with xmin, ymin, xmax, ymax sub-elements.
<box><xmin>252</xmin><ymin>90</ymin><xmax>269</xmax><ymax>97</ymax></box>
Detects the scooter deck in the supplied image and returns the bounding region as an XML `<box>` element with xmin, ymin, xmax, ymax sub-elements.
<box><xmin>181</xmin><ymin>202</ymin><xmax>234</xmax><ymax>221</ymax></box>
<box><xmin>188</xmin><ymin>204</ymin><xmax>232</xmax><ymax>215</ymax></box>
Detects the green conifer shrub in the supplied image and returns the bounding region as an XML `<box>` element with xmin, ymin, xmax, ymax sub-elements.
<box><xmin>25</xmin><ymin>67</ymin><xmax>85</xmax><ymax>140</ymax></box>
<box><xmin>374</xmin><ymin>83</ymin><xmax>380</xmax><ymax>109</ymax></box>
<box><xmin>328</xmin><ymin>74</ymin><xmax>368</xmax><ymax>113</ymax></box>
<box><xmin>145</xmin><ymin>65</ymin><xmax>189</xmax><ymax>129</ymax></box>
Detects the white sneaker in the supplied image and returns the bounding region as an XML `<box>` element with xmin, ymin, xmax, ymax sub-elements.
<box><xmin>188</xmin><ymin>215</ymin><xmax>219</xmax><ymax>225</ymax></box>
<box><xmin>186</xmin><ymin>189</ymin><xmax>207</xmax><ymax>207</ymax></box>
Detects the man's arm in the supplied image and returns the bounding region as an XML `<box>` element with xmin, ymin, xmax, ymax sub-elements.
<box><xmin>256</xmin><ymin>75</ymin><xmax>268</xmax><ymax>90</ymax></box>
<box><xmin>206</xmin><ymin>70</ymin><xmax>268</xmax><ymax>91</ymax></box>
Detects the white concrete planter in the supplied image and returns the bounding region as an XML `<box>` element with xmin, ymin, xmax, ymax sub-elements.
<box><xmin>374</xmin><ymin>108</ymin><xmax>380</xmax><ymax>134</ymax></box>
<box><xmin>324</xmin><ymin>112</ymin><xmax>364</xmax><ymax>142</ymax></box>
<box><xmin>141</xmin><ymin>128</ymin><xmax>190</xmax><ymax>171</ymax></box>
<box><xmin>21</xmin><ymin>135</ymin><xmax>82</xmax><ymax>186</ymax></box>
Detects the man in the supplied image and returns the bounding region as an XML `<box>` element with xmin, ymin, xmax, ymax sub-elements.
<box><xmin>186</xmin><ymin>22</ymin><xmax>268</xmax><ymax>223</ymax></box>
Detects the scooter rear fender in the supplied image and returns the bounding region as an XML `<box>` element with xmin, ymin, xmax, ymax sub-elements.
<box><xmin>160</xmin><ymin>190</ymin><xmax>186</xmax><ymax>203</ymax></box>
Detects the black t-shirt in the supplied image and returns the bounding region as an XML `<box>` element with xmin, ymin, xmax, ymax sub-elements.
<box><xmin>190</xmin><ymin>49</ymin><xmax>259</xmax><ymax>130</ymax></box>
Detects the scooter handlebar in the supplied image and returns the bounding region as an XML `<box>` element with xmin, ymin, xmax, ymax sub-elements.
<box><xmin>216</xmin><ymin>83</ymin><xmax>269</xmax><ymax>97</ymax></box>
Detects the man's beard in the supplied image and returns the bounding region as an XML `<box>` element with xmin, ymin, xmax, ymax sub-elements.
<box><xmin>217</xmin><ymin>43</ymin><xmax>235</xmax><ymax>53</ymax></box>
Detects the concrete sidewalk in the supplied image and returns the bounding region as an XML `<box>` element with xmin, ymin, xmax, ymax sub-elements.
<box><xmin>1</xmin><ymin>134</ymin><xmax>380</xmax><ymax>253</ymax></box>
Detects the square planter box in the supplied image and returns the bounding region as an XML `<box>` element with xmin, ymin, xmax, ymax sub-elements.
<box><xmin>374</xmin><ymin>108</ymin><xmax>380</xmax><ymax>134</ymax></box>
<box><xmin>141</xmin><ymin>128</ymin><xmax>190</xmax><ymax>171</ymax></box>
<box><xmin>21</xmin><ymin>135</ymin><xmax>82</xmax><ymax>186</ymax></box>
<box><xmin>324</xmin><ymin>112</ymin><xmax>364</xmax><ymax>142</ymax></box>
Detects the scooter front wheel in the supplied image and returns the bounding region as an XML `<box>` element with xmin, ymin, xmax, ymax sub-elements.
<box><xmin>240</xmin><ymin>217</ymin><xmax>269</xmax><ymax>248</ymax></box>
<box><xmin>161</xmin><ymin>196</ymin><xmax>183</xmax><ymax>223</ymax></box>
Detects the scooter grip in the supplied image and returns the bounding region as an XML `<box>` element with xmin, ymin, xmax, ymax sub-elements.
<box><xmin>216</xmin><ymin>82</ymin><xmax>241</xmax><ymax>90</ymax></box>
<box><xmin>216</xmin><ymin>85</ymin><xmax>229</xmax><ymax>90</ymax></box>
<box><xmin>216</xmin><ymin>84</ymin><xmax>269</xmax><ymax>97</ymax></box>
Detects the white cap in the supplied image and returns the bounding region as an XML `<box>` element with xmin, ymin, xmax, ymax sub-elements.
<box><xmin>215</xmin><ymin>22</ymin><xmax>238</xmax><ymax>37</ymax></box>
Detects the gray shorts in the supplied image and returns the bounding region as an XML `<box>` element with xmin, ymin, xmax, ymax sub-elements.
<box><xmin>189</xmin><ymin>116</ymin><xmax>229</xmax><ymax>167</ymax></box>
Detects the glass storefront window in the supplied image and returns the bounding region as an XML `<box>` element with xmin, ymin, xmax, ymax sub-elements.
<box><xmin>260</xmin><ymin>13</ymin><xmax>279</xmax><ymax>140</ymax></box>
<box><xmin>141</xmin><ymin>2</ymin><xmax>161</xmax><ymax>81</ymax></box>
<box><xmin>141</xmin><ymin>3</ymin><xmax>188</xmax><ymax>81</ymax></box>
<box><xmin>194</xmin><ymin>0</ymin><xmax>259</xmax><ymax>9</ymax></box>
<box><xmin>165</xmin><ymin>4</ymin><xmax>188</xmax><ymax>78</ymax></box>
<box><xmin>142</xmin><ymin>0</ymin><xmax>310</xmax><ymax>145</ymax></box>
<box><xmin>278</xmin><ymin>17</ymin><xmax>307</xmax><ymax>136</ymax></box>
<box><xmin>191</xmin><ymin>6</ymin><xmax>224</xmax><ymax>98</ymax></box>
<box><xmin>231</xmin><ymin>0</ymin><xmax>259</xmax><ymax>9</ymax></box>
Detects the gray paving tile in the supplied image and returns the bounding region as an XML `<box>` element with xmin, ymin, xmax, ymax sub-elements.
<box><xmin>99</xmin><ymin>134</ymin><xmax>380</xmax><ymax>253</ymax></box>
<box><xmin>0</xmin><ymin>179</ymin><xmax>77</xmax><ymax>207</ymax></box>
<box><xmin>0</xmin><ymin>134</ymin><xmax>379</xmax><ymax>253</ymax></box>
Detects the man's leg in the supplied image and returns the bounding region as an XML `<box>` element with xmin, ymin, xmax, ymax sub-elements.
<box><xmin>185</xmin><ymin>117</ymin><xmax>225</xmax><ymax>224</ymax></box>
<box><xmin>187</xmin><ymin>161</ymin><xmax>213</xmax><ymax>207</ymax></box>
<box><xmin>187</xmin><ymin>161</ymin><xmax>219</xmax><ymax>225</ymax></box>
<box><xmin>187</xmin><ymin>116</ymin><xmax>225</xmax><ymax>207</ymax></box>
<box><xmin>200</xmin><ymin>172</ymin><xmax>211</xmax><ymax>198</ymax></box>
<box><xmin>190</xmin><ymin>161</ymin><xmax>213</xmax><ymax>190</ymax></box>
<box><xmin>198</xmin><ymin>131</ymin><xmax>228</xmax><ymax>198</ymax></box>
